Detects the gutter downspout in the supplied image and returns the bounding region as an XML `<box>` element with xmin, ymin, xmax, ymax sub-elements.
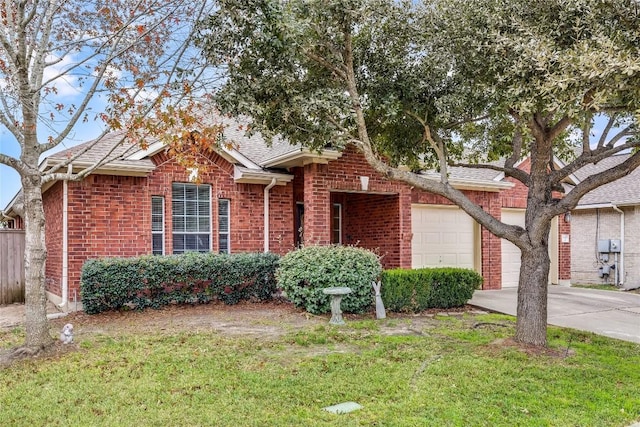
<box><xmin>263</xmin><ymin>178</ymin><xmax>277</xmax><ymax>253</ymax></box>
<box><xmin>612</xmin><ymin>204</ymin><xmax>624</xmax><ymax>287</ymax></box>
<box><xmin>58</xmin><ymin>164</ymin><xmax>71</xmax><ymax>310</ymax></box>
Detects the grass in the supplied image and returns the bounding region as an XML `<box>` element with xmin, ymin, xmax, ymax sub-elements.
<box><xmin>572</xmin><ymin>283</ymin><xmax>640</xmax><ymax>294</ymax></box>
<box><xmin>1</xmin><ymin>314</ymin><xmax>639</xmax><ymax>426</ymax></box>
<box><xmin>572</xmin><ymin>283</ymin><xmax>622</xmax><ymax>291</ymax></box>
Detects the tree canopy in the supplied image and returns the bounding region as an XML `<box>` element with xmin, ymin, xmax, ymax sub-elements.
<box><xmin>199</xmin><ymin>0</ymin><xmax>640</xmax><ymax>346</ymax></box>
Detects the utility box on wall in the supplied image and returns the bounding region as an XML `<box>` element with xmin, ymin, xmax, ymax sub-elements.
<box><xmin>610</xmin><ymin>239</ymin><xmax>621</xmax><ymax>253</ymax></box>
<box><xmin>598</xmin><ymin>239</ymin><xmax>611</xmax><ymax>253</ymax></box>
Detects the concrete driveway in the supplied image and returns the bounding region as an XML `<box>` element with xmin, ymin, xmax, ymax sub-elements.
<box><xmin>470</xmin><ymin>286</ymin><xmax>640</xmax><ymax>344</ymax></box>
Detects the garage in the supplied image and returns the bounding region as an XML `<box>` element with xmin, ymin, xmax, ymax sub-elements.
<box><xmin>501</xmin><ymin>208</ymin><xmax>559</xmax><ymax>287</ymax></box>
<box><xmin>501</xmin><ymin>209</ymin><xmax>525</xmax><ymax>288</ymax></box>
<box><xmin>411</xmin><ymin>205</ymin><xmax>477</xmax><ymax>270</ymax></box>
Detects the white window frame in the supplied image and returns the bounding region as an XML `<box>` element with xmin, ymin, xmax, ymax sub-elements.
<box><xmin>151</xmin><ymin>196</ymin><xmax>165</xmax><ymax>255</ymax></box>
<box><xmin>332</xmin><ymin>203</ymin><xmax>342</xmax><ymax>244</ymax></box>
<box><xmin>218</xmin><ymin>198</ymin><xmax>230</xmax><ymax>254</ymax></box>
<box><xmin>171</xmin><ymin>183</ymin><xmax>212</xmax><ymax>254</ymax></box>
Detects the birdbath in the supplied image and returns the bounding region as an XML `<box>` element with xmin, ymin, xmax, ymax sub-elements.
<box><xmin>322</xmin><ymin>287</ymin><xmax>352</xmax><ymax>325</ymax></box>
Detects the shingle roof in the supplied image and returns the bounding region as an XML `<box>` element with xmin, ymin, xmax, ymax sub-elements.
<box><xmin>219</xmin><ymin>115</ymin><xmax>302</xmax><ymax>165</ymax></box>
<box><xmin>574</xmin><ymin>153</ymin><xmax>640</xmax><ymax>206</ymax></box>
<box><xmin>42</xmin><ymin>115</ymin><xmax>513</xmax><ymax>186</ymax></box>
<box><xmin>449</xmin><ymin>164</ymin><xmax>504</xmax><ymax>182</ymax></box>
<box><xmin>47</xmin><ymin>132</ymin><xmax>154</xmax><ymax>169</ymax></box>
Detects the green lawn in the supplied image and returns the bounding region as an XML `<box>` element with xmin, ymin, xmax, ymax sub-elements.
<box><xmin>572</xmin><ymin>283</ymin><xmax>640</xmax><ymax>294</ymax></box>
<box><xmin>1</xmin><ymin>313</ymin><xmax>639</xmax><ymax>426</ymax></box>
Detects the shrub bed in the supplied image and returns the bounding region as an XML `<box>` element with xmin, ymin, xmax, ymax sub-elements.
<box><xmin>381</xmin><ymin>267</ymin><xmax>482</xmax><ymax>312</ymax></box>
<box><xmin>81</xmin><ymin>252</ymin><xmax>280</xmax><ymax>314</ymax></box>
<box><xmin>276</xmin><ymin>245</ymin><xmax>382</xmax><ymax>314</ymax></box>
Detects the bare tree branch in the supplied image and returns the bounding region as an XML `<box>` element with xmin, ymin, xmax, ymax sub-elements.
<box><xmin>547</xmin><ymin>116</ymin><xmax>572</xmax><ymax>142</ymax></box>
<box><xmin>0</xmin><ymin>153</ymin><xmax>26</xmax><ymax>174</ymax></box>
<box><xmin>597</xmin><ymin>114</ymin><xmax>617</xmax><ymax>148</ymax></box>
<box><xmin>582</xmin><ymin>114</ymin><xmax>592</xmax><ymax>153</ymax></box>
<box><xmin>551</xmin><ymin>136</ymin><xmax>640</xmax><ymax>184</ymax></box>
<box><xmin>303</xmin><ymin>50</ymin><xmax>347</xmax><ymax>80</ymax></box>
<box><xmin>556</xmin><ymin>152</ymin><xmax>640</xmax><ymax>214</ymax></box>
<box><xmin>404</xmin><ymin>110</ymin><xmax>449</xmax><ymax>183</ymax></box>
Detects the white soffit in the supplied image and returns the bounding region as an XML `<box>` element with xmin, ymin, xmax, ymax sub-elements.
<box><xmin>261</xmin><ymin>148</ymin><xmax>342</xmax><ymax>168</ymax></box>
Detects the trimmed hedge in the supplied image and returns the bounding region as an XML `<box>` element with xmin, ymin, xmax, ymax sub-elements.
<box><xmin>381</xmin><ymin>267</ymin><xmax>482</xmax><ymax>312</ymax></box>
<box><xmin>80</xmin><ymin>252</ymin><xmax>280</xmax><ymax>314</ymax></box>
<box><xmin>276</xmin><ymin>245</ymin><xmax>382</xmax><ymax>315</ymax></box>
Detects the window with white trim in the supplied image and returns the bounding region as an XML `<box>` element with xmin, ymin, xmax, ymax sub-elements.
<box><xmin>331</xmin><ymin>203</ymin><xmax>342</xmax><ymax>244</ymax></box>
<box><xmin>172</xmin><ymin>183</ymin><xmax>211</xmax><ymax>254</ymax></box>
<box><xmin>151</xmin><ymin>196</ymin><xmax>164</xmax><ymax>255</ymax></box>
<box><xmin>218</xmin><ymin>199</ymin><xmax>230</xmax><ymax>253</ymax></box>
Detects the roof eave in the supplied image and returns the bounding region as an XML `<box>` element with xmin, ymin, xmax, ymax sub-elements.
<box><xmin>44</xmin><ymin>158</ymin><xmax>155</xmax><ymax>176</ymax></box>
<box><xmin>451</xmin><ymin>179</ymin><xmax>514</xmax><ymax>192</ymax></box>
<box><xmin>421</xmin><ymin>173</ymin><xmax>515</xmax><ymax>192</ymax></box>
<box><xmin>575</xmin><ymin>200</ymin><xmax>640</xmax><ymax>210</ymax></box>
<box><xmin>261</xmin><ymin>148</ymin><xmax>342</xmax><ymax>168</ymax></box>
<box><xmin>127</xmin><ymin>140</ymin><xmax>260</xmax><ymax>170</ymax></box>
<box><xmin>233</xmin><ymin>166</ymin><xmax>294</xmax><ymax>185</ymax></box>
<box><xmin>2</xmin><ymin>192</ymin><xmax>21</xmax><ymax>217</ymax></box>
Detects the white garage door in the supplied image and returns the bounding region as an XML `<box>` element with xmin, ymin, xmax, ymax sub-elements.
<box><xmin>501</xmin><ymin>209</ymin><xmax>559</xmax><ymax>287</ymax></box>
<box><xmin>501</xmin><ymin>209</ymin><xmax>525</xmax><ymax>288</ymax></box>
<box><xmin>411</xmin><ymin>205</ymin><xmax>476</xmax><ymax>270</ymax></box>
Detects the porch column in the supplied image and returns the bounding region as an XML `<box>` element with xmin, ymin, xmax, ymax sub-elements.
<box><xmin>481</xmin><ymin>194</ymin><xmax>502</xmax><ymax>289</ymax></box>
<box><xmin>303</xmin><ymin>163</ymin><xmax>330</xmax><ymax>245</ymax></box>
<box><xmin>398</xmin><ymin>188</ymin><xmax>413</xmax><ymax>269</ymax></box>
<box><xmin>558</xmin><ymin>214</ymin><xmax>571</xmax><ymax>283</ymax></box>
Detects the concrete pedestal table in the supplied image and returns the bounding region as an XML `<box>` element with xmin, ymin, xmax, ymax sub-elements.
<box><xmin>322</xmin><ymin>287</ymin><xmax>352</xmax><ymax>325</ymax></box>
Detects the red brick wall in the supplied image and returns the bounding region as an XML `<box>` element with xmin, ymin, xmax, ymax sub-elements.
<box><xmin>44</xmin><ymin>142</ymin><xmax>543</xmax><ymax>298</ymax></box>
<box><xmin>302</xmin><ymin>162</ymin><xmax>331</xmax><ymax>244</ymax></box>
<box><xmin>558</xmin><ymin>215</ymin><xmax>571</xmax><ymax>280</ymax></box>
<box><xmin>336</xmin><ymin>192</ymin><xmax>401</xmax><ymax>269</ymax></box>
<box><xmin>500</xmin><ymin>181</ymin><xmax>528</xmax><ymax>209</ymax></box>
<box><xmin>298</xmin><ymin>146</ymin><xmax>411</xmax><ymax>267</ymax></box>
<box><xmin>295</xmin><ymin>145</ymin><xmax>529</xmax><ymax>289</ymax></box>
<box><xmin>43</xmin><ymin>181</ymin><xmax>64</xmax><ymax>298</ymax></box>
<box><xmin>51</xmin><ymin>151</ymin><xmax>294</xmax><ymax>297</ymax></box>
<box><xmin>9</xmin><ymin>216</ymin><xmax>24</xmax><ymax>229</ymax></box>
<box><xmin>483</xmin><ymin>193</ymin><xmax>504</xmax><ymax>290</ymax></box>
<box><xmin>148</xmin><ymin>151</ymin><xmax>294</xmax><ymax>254</ymax></box>
<box><xmin>64</xmin><ymin>175</ymin><xmax>150</xmax><ymax>299</ymax></box>
<box><xmin>324</xmin><ymin>146</ymin><xmax>408</xmax><ymax>195</ymax></box>
<box><xmin>269</xmin><ymin>184</ymin><xmax>295</xmax><ymax>254</ymax></box>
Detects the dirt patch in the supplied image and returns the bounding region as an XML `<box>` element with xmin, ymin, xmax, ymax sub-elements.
<box><xmin>49</xmin><ymin>300</ymin><xmax>329</xmax><ymax>339</ymax></box>
<box><xmin>0</xmin><ymin>340</ymin><xmax>79</xmax><ymax>368</ymax></box>
<box><xmin>1</xmin><ymin>301</ymin><xmax>489</xmax><ymax>368</ymax></box>
<box><xmin>2</xmin><ymin>300</ymin><xmax>483</xmax><ymax>341</ymax></box>
<box><xmin>0</xmin><ymin>304</ymin><xmax>29</xmax><ymax>329</ymax></box>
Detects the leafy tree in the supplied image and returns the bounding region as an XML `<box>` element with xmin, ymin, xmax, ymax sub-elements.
<box><xmin>0</xmin><ymin>0</ymin><xmax>218</xmax><ymax>354</ymax></box>
<box><xmin>199</xmin><ymin>0</ymin><xmax>640</xmax><ymax>346</ymax></box>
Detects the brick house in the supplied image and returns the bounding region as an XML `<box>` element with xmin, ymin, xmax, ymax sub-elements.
<box><xmin>4</xmin><ymin>123</ymin><xmax>571</xmax><ymax>310</ymax></box>
<box><xmin>569</xmin><ymin>153</ymin><xmax>640</xmax><ymax>290</ymax></box>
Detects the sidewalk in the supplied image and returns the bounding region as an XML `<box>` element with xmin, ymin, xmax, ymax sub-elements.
<box><xmin>470</xmin><ymin>286</ymin><xmax>640</xmax><ymax>344</ymax></box>
<box><xmin>0</xmin><ymin>301</ymin><xmax>67</xmax><ymax>330</ymax></box>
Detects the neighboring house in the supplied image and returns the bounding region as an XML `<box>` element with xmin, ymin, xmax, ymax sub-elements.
<box><xmin>3</xmin><ymin>121</ymin><xmax>571</xmax><ymax>310</ymax></box>
<box><xmin>570</xmin><ymin>153</ymin><xmax>640</xmax><ymax>290</ymax></box>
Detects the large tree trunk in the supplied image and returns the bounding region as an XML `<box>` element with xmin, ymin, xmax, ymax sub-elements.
<box><xmin>22</xmin><ymin>175</ymin><xmax>53</xmax><ymax>350</ymax></box>
<box><xmin>514</xmin><ymin>244</ymin><xmax>550</xmax><ymax>347</ymax></box>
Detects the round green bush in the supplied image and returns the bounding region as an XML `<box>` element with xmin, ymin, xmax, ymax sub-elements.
<box><xmin>276</xmin><ymin>245</ymin><xmax>382</xmax><ymax>314</ymax></box>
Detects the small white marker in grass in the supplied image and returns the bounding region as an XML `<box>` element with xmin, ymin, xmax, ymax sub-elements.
<box><xmin>322</xmin><ymin>402</ymin><xmax>363</xmax><ymax>414</ymax></box>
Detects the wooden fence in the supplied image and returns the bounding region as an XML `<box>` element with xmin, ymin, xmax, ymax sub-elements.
<box><xmin>0</xmin><ymin>229</ymin><xmax>25</xmax><ymax>304</ymax></box>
